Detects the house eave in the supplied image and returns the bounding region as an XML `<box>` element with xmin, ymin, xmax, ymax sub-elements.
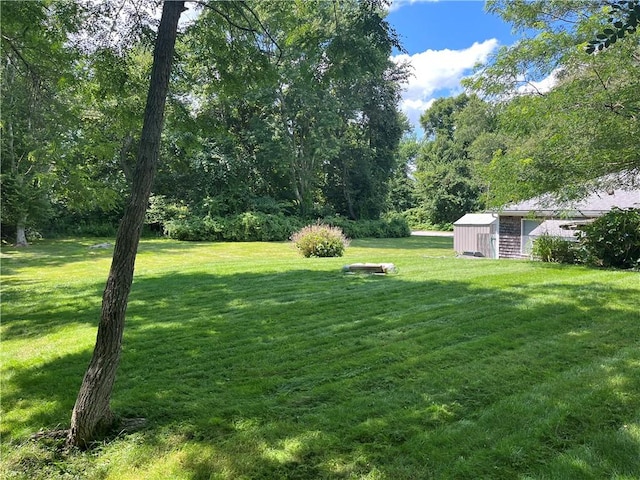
<box><xmin>497</xmin><ymin>210</ymin><xmax>610</xmax><ymax>218</ymax></box>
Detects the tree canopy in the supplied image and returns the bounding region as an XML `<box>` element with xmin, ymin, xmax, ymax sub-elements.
<box><xmin>464</xmin><ymin>0</ymin><xmax>640</xmax><ymax>206</ymax></box>
<box><xmin>412</xmin><ymin>94</ymin><xmax>491</xmax><ymax>226</ymax></box>
<box><xmin>1</xmin><ymin>0</ymin><xmax>410</xmax><ymax>246</ymax></box>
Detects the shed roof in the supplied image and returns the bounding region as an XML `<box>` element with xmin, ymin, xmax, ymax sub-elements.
<box><xmin>454</xmin><ymin>213</ymin><xmax>498</xmax><ymax>226</ymax></box>
<box><xmin>500</xmin><ymin>187</ymin><xmax>639</xmax><ymax>217</ymax></box>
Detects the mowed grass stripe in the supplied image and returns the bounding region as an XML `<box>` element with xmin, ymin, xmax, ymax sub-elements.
<box><xmin>2</xmin><ymin>237</ymin><xmax>639</xmax><ymax>480</ymax></box>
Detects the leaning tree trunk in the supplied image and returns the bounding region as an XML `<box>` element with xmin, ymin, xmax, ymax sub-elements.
<box><xmin>67</xmin><ymin>0</ymin><xmax>184</xmax><ymax>449</ymax></box>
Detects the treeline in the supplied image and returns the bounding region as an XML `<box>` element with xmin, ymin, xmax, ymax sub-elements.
<box><xmin>396</xmin><ymin>0</ymin><xmax>639</xmax><ymax>230</ymax></box>
<box><xmin>2</xmin><ymin>1</ymin><xmax>638</xmax><ymax>244</ymax></box>
<box><xmin>1</xmin><ymin>0</ymin><xmax>412</xmax><ymax>244</ymax></box>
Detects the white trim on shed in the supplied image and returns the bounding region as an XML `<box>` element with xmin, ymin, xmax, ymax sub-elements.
<box><xmin>454</xmin><ymin>213</ymin><xmax>499</xmax><ymax>226</ymax></box>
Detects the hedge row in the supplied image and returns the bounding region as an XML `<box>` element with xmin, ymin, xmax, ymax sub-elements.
<box><xmin>161</xmin><ymin>212</ymin><xmax>411</xmax><ymax>242</ymax></box>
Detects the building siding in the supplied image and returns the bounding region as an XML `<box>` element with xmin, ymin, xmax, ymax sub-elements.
<box><xmin>454</xmin><ymin>225</ymin><xmax>487</xmax><ymax>254</ymax></box>
<box><xmin>454</xmin><ymin>224</ymin><xmax>497</xmax><ymax>257</ymax></box>
<box><xmin>498</xmin><ymin>216</ymin><xmax>527</xmax><ymax>259</ymax></box>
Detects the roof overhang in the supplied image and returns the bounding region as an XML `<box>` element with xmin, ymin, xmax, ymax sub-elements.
<box><xmin>454</xmin><ymin>213</ymin><xmax>498</xmax><ymax>226</ymax></box>
<box><xmin>498</xmin><ymin>209</ymin><xmax>607</xmax><ymax>218</ymax></box>
<box><xmin>529</xmin><ymin>219</ymin><xmax>594</xmax><ymax>238</ymax></box>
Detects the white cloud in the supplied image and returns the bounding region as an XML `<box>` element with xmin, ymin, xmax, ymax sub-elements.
<box><xmin>392</xmin><ymin>39</ymin><xmax>499</xmax><ymax>133</ymax></box>
<box><xmin>389</xmin><ymin>0</ymin><xmax>439</xmax><ymax>13</ymax></box>
<box><xmin>516</xmin><ymin>69</ymin><xmax>560</xmax><ymax>96</ymax></box>
<box><xmin>399</xmin><ymin>98</ymin><xmax>436</xmax><ymax>131</ymax></box>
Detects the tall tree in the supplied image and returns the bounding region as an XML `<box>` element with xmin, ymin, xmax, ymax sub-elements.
<box><xmin>159</xmin><ymin>0</ymin><xmax>288</xmax><ymax>216</ymax></box>
<box><xmin>67</xmin><ymin>0</ymin><xmax>185</xmax><ymax>448</ymax></box>
<box><xmin>386</xmin><ymin>134</ymin><xmax>419</xmax><ymax>213</ymax></box>
<box><xmin>322</xmin><ymin>0</ymin><xmax>409</xmax><ymax>219</ymax></box>
<box><xmin>0</xmin><ymin>1</ymin><xmax>80</xmax><ymax>245</ymax></box>
<box><xmin>465</xmin><ymin>0</ymin><xmax>640</xmax><ymax>205</ymax></box>
<box><xmin>165</xmin><ymin>0</ymin><xmax>408</xmax><ymax>220</ymax></box>
<box><xmin>413</xmin><ymin>94</ymin><xmax>489</xmax><ymax>225</ymax></box>
<box><xmin>0</xmin><ymin>1</ymin><xmax>141</xmax><ymax>243</ymax></box>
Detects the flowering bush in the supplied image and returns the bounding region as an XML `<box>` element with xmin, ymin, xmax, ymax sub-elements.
<box><xmin>291</xmin><ymin>223</ymin><xmax>350</xmax><ymax>258</ymax></box>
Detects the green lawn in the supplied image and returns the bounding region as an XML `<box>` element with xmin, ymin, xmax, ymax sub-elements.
<box><xmin>1</xmin><ymin>237</ymin><xmax>639</xmax><ymax>479</ymax></box>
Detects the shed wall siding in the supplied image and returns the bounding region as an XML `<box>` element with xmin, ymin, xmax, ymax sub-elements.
<box><xmin>498</xmin><ymin>216</ymin><xmax>526</xmax><ymax>259</ymax></box>
<box><xmin>454</xmin><ymin>225</ymin><xmax>490</xmax><ymax>254</ymax></box>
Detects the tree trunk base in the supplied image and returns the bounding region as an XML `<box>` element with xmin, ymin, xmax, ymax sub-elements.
<box><xmin>63</xmin><ymin>416</ymin><xmax>147</xmax><ymax>450</ymax></box>
<box><xmin>15</xmin><ymin>224</ymin><xmax>28</xmax><ymax>247</ymax></box>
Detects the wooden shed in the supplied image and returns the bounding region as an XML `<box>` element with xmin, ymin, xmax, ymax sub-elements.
<box><xmin>453</xmin><ymin>213</ymin><xmax>498</xmax><ymax>258</ymax></box>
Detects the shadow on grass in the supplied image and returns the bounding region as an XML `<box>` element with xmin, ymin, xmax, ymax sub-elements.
<box><xmin>3</xmin><ymin>268</ymin><xmax>640</xmax><ymax>479</ymax></box>
<box><xmin>1</xmin><ymin>281</ymin><xmax>104</xmax><ymax>340</ymax></box>
<box><xmin>0</xmin><ymin>239</ymin><xmax>117</xmax><ymax>274</ymax></box>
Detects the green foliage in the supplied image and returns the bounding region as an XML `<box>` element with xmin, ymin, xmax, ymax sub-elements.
<box><xmin>580</xmin><ymin>208</ymin><xmax>640</xmax><ymax>269</ymax></box>
<box><xmin>528</xmin><ymin>210</ymin><xmax>640</xmax><ymax>269</ymax></box>
<box><xmin>319</xmin><ymin>0</ymin><xmax>409</xmax><ymax>219</ymax></box>
<box><xmin>420</xmin><ymin>93</ymin><xmax>471</xmax><ymax>139</ymax></box>
<box><xmin>382</xmin><ymin>212</ymin><xmax>413</xmax><ymax>237</ymax></box>
<box><xmin>400</xmin><ymin>207</ymin><xmax>453</xmax><ymax>231</ymax></box>
<box><xmin>0</xmin><ymin>1</ymin><xmax>78</xmax><ymax>242</ymax></box>
<box><xmin>172</xmin><ymin>0</ymin><xmax>408</xmax><ymax>221</ymax></box>
<box><xmin>291</xmin><ymin>223</ymin><xmax>350</xmax><ymax>257</ymax></box>
<box><xmin>413</xmin><ymin>94</ymin><xmax>488</xmax><ymax>225</ymax></box>
<box><xmin>386</xmin><ymin>135</ymin><xmax>419</xmax><ymax>213</ymax></box>
<box><xmin>586</xmin><ymin>0</ymin><xmax>639</xmax><ymax>53</ymax></box>
<box><xmin>323</xmin><ymin>213</ymin><xmax>411</xmax><ymax>239</ymax></box>
<box><xmin>1</xmin><ymin>0</ymin><xmax>411</xmax><ymax>240</ymax></box>
<box><xmin>402</xmin><ymin>206</ymin><xmax>431</xmax><ymax>230</ymax></box>
<box><xmin>468</xmin><ymin>1</ymin><xmax>640</xmax><ymax>206</ymax></box>
<box><xmin>163</xmin><ymin>216</ymin><xmax>222</xmax><ymax>242</ymax></box>
<box><xmin>225</xmin><ymin>212</ymin><xmax>303</xmax><ymax>242</ymax></box>
<box><xmin>146</xmin><ymin>195</ymin><xmax>190</xmax><ymax>225</ymax></box>
<box><xmin>0</xmin><ymin>1</ymin><xmax>158</xmax><ymax>244</ymax></box>
<box><xmin>156</xmin><ymin>207</ymin><xmax>410</xmax><ymax>243</ymax></box>
<box><xmin>532</xmin><ymin>235</ymin><xmax>577</xmax><ymax>263</ymax></box>
<box><xmin>41</xmin><ymin>208</ymin><xmax>121</xmax><ymax>238</ymax></box>
<box><xmin>162</xmin><ymin>213</ymin><xmax>304</xmax><ymax>242</ymax></box>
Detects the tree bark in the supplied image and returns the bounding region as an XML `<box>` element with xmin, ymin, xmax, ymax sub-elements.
<box><xmin>67</xmin><ymin>0</ymin><xmax>184</xmax><ymax>449</ymax></box>
<box><xmin>6</xmin><ymin>120</ymin><xmax>29</xmax><ymax>247</ymax></box>
<box><xmin>15</xmin><ymin>215</ymin><xmax>28</xmax><ymax>247</ymax></box>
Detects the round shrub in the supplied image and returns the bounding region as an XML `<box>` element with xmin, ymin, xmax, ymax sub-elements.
<box><xmin>580</xmin><ymin>207</ymin><xmax>640</xmax><ymax>269</ymax></box>
<box><xmin>382</xmin><ymin>212</ymin><xmax>412</xmax><ymax>238</ymax></box>
<box><xmin>291</xmin><ymin>223</ymin><xmax>350</xmax><ymax>258</ymax></box>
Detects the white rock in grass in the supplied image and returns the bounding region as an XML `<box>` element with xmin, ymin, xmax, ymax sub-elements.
<box><xmin>89</xmin><ymin>242</ymin><xmax>113</xmax><ymax>249</ymax></box>
<box><xmin>342</xmin><ymin>263</ymin><xmax>397</xmax><ymax>274</ymax></box>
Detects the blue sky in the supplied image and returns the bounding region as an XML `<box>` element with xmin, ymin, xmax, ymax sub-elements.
<box><xmin>387</xmin><ymin>0</ymin><xmax>520</xmax><ymax>133</ymax></box>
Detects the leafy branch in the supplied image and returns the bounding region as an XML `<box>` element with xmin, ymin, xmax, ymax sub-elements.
<box><xmin>586</xmin><ymin>0</ymin><xmax>639</xmax><ymax>53</ymax></box>
<box><xmin>194</xmin><ymin>0</ymin><xmax>282</xmax><ymax>62</ymax></box>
